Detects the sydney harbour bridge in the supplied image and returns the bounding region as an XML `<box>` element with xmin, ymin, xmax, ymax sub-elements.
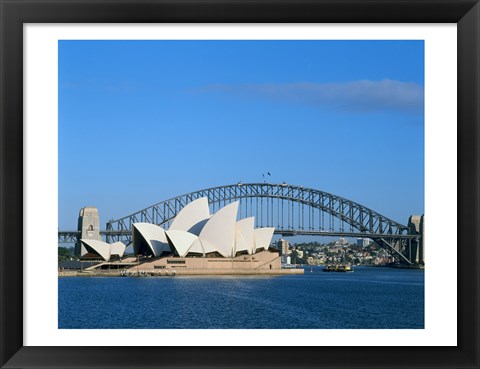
<box><xmin>58</xmin><ymin>183</ymin><xmax>424</xmax><ymax>265</ymax></box>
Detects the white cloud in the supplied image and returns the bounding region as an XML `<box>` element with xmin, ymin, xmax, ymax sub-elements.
<box><xmin>201</xmin><ymin>80</ymin><xmax>424</xmax><ymax>115</ymax></box>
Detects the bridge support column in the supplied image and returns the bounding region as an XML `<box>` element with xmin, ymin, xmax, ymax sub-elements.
<box><xmin>408</xmin><ymin>215</ymin><xmax>425</xmax><ymax>265</ymax></box>
<box><xmin>75</xmin><ymin>207</ymin><xmax>102</xmax><ymax>256</ymax></box>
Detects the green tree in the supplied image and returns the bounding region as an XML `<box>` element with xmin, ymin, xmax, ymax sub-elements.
<box><xmin>58</xmin><ymin>246</ymin><xmax>76</xmax><ymax>262</ymax></box>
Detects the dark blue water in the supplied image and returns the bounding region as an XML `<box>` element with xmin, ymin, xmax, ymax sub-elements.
<box><xmin>58</xmin><ymin>266</ymin><xmax>424</xmax><ymax>329</ymax></box>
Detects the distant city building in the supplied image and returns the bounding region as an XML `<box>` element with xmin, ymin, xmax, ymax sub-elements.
<box><xmin>276</xmin><ymin>238</ymin><xmax>290</xmax><ymax>255</ymax></box>
<box><xmin>336</xmin><ymin>237</ymin><xmax>348</xmax><ymax>246</ymax></box>
<box><xmin>281</xmin><ymin>255</ymin><xmax>291</xmax><ymax>264</ymax></box>
<box><xmin>356</xmin><ymin>238</ymin><xmax>370</xmax><ymax>247</ymax></box>
<box><xmin>296</xmin><ymin>250</ymin><xmax>304</xmax><ymax>259</ymax></box>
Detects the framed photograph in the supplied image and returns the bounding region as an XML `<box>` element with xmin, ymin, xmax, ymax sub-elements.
<box><xmin>1</xmin><ymin>0</ymin><xmax>479</xmax><ymax>368</ymax></box>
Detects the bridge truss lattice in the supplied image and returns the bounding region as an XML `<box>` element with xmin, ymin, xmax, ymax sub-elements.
<box><xmin>104</xmin><ymin>183</ymin><xmax>419</xmax><ymax>264</ymax></box>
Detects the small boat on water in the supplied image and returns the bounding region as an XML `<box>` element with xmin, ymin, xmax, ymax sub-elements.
<box><xmin>336</xmin><ymin>264</ymin><xmax>353</xmax><ymax>272</ymax></box>
<box><xmin>322</xmin><ymin>264</ymin><xmax>354</xmax><ymax>272</ymax></box>
<box><xmin>323</xmin><ymin>265</ymin><xmax>337</xmax><ymax>272</ymax></box>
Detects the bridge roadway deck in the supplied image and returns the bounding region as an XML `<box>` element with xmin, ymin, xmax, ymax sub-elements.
<box><xmin>58</xmin><ymin>230</ymin><xmax>419</xmax><ymax>241</ymax></box>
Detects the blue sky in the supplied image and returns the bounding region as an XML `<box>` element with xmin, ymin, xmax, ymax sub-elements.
<box><xmin>58</xmin><ymin>40</ymin><xmax>424</xmax><ymax>232</ymax></box>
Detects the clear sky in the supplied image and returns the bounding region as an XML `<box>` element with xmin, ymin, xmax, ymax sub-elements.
<box><xmin>58</xmin><ymin>40</ymin><xmax>424</xmax><ymax>231</ymax></box>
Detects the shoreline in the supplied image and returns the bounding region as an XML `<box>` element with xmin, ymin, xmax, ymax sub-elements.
<box><xmin>58</xmin><ymin>268</ymin><xmax>304</xmax><ymax>277</ymax></box>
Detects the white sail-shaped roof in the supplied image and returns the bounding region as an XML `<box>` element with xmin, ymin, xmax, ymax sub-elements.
<box><xmin>165</xmin><ymin>230</ymin><xmax>198</xmax><ymax>258</ymax></box>
<box><xmin>169</xmin><ymin>197</ymin><xmax>210</xmax><ymax>233</ymax></box>
<box><xmin>80</xmin><ymin>239</ymin><xmax>111</xmax><ymax>261</ymax></box>
<box><xmin>110</xmin><ymin>242</ymin><xmax>126</xmax><ymax>258</ymax></box>
<box><xmin>198</xmin><ymin>238</ymin><xmax>218</xmax><ymax>254</ymax></box>
<box><xmin>254</xmin><ymin>227</ymin><xmax>275</xmax><ymax>252</ymax></box>
<box><xmin>133</xmin><ymin>223</ymin><xmax>170</xmax><ymax>257</ymax></box>
<box><xmin>235</xmin><ymin>217</ymin><xmax>255</xmax><ymax>255</ymax></box>
<box><xmin>199</xmin><ymin>201</ymin><xmax>239</xmax><ymax>258</ymax></box>
<box><xmin>188</xmin><ymin>238</ymin><xmax>205</xmax><ymax>255</ymax></box>
<box><xmin>130</xmin><ymin>198</ymin><xmax>276</xmax><ymax>259</ymax></box>
<box><xmin>235</xmin><ymin>230</ymin><xmax>250</xmax><ymax>255</ymax></box>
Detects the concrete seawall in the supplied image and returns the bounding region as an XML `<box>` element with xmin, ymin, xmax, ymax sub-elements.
<box><xmin>173</xmin><ymin>268</ymin><xmax>304</xmax><ymax>276</ymax></box>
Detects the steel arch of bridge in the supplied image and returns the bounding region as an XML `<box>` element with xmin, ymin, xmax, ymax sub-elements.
<box><xmin>105</xmin><ymin>183</ymin><xmax>418</xmax><ymax>264</ymax></box>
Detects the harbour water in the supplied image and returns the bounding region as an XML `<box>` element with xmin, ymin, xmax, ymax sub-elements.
<box><xmin>58</xmin><ymin>266</ymin><xmax>424</xmax><ymax>329</ymax></box>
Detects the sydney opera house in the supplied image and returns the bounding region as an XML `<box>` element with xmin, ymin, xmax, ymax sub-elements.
<box><xmin>79</xmin><ymin>239</ymin><xmax>126</xmax><ymax>261</ymax></box>
<box><xmin>79</xmin><ymin>198</ymin><xmax>282</xmax><ymax>272</ymax></box>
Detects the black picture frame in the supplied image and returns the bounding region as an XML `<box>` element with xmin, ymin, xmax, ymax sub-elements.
<box><xmin>1</xmin><ymin>1</ymin><xmax>478</xmax><ymax>368</ymax></box>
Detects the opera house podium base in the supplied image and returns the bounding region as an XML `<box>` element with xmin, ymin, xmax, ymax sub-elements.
<box><xmin>59</xmin><ymin>251</ymin><xmax>304</xmax><ymax>277</ymax></box>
